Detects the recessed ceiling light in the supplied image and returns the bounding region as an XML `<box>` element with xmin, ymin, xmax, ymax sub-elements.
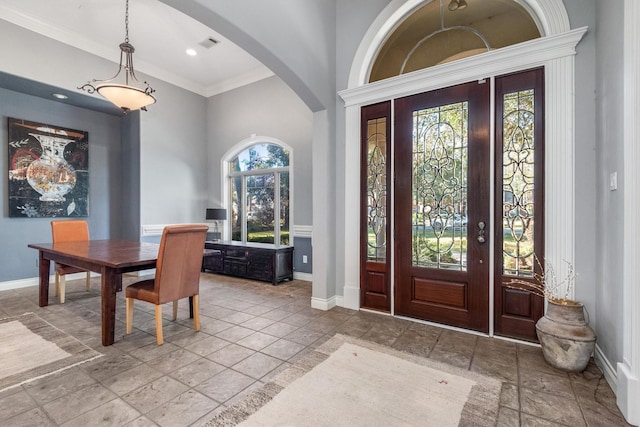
<box><xmin>52</xmin><ymin>93</ymin><xmax>68</xmax><ymax>99</ymax></box>
<box><xmin>186</xmin><ymin>49</ymin><xmax>197</xmax><ymax>56</ymax></box>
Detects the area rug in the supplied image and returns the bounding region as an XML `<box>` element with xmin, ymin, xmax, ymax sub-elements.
<box><xmin>206</xmin><ymin>334</ymin><xmax>502</xmax><ymax>427</ymax></box>
<box><xmin>0</xmin><ymin>312</ymin><xmax>102</xmax><ymax>392</ymax></box>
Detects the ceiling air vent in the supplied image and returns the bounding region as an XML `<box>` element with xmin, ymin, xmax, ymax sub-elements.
<box><xmin>198</xmin><ymin>37</ymin><xmax>219</xmax><ymax>49</ymax></box>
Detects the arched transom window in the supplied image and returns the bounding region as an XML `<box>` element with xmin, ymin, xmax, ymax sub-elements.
<box><xmin>228</xmin><ymin>143</ymin><xmax>290</xmax><ymax>245</ymax></box>
<box><xmin>370</xmin><ymin>0</ymin><xmax>541</xmax><ymax>82</ymax></box>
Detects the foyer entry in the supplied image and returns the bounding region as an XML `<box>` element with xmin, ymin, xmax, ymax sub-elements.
<box><xmin>361</xmin><ymin>68</ymin><xmax>544</xmax><ymax>340</ymax></box>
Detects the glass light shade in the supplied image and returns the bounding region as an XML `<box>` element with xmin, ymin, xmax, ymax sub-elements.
<box><xmin>96</xmin><ymin>84</ymin><xmax>156</xmax><ymax>111</ymax></box>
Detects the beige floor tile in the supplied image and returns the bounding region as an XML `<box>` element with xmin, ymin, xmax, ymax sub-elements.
<box><xmin>122</xmin><ymin>376</ymin><xmax>189</xmax><ymax>414</ymax></box>
<box><xmin>145</xmin><ymin>389</ymin><xmax>218</xmax><ymax>427</ymax></box>
<box><xmin>206</xmin><ymin>344</ymin><xmax>255</xmax><ymax>367</ymax></box>
<box><xmin>60</xmin><ymin>398</ymin><xmax>140</xmax><ymax>427</ymax></box>
<box><xmin>0</xmin><ymin>390</ymin><xmax>38</xmax><ymax>420</ymax></box>
<box><xmin>194</xmin><ymin>369</ymin><xmax>255</xmax><ymax>404</ymax></box>
<box><xmin>0</xmin><ymin>276</ymin><xmax>631</xmax><ymax>427</ymax></box>
<box><xmin>232</xmin><ymin>352</ymin><xmax>283</xmax><ymax>380</ymax></box>
<box><xmin>43</xmin><ymin>383</ymin><xmax>117</xmax><ymax>424</ymax></box>
<box><xmin>169</xmin><ymin>358</ymin><xmax>226</xmax><ymax>387</ymax></box>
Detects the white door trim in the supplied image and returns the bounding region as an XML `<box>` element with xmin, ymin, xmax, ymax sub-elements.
<box><xmin>339</xmin><ymin>29</ymin><xmax>586</xmax><ymax>311</ymax></box>
<box><xmin>617</xmin><ymin>1</ymin><xmax>640</xmax><ymax>423</ymax></box>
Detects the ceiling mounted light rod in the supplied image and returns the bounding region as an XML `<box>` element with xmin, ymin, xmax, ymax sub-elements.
<box><xmin>399</xmin><ymin>0</ymin><xmax>490</xmax><ymax>74</ymax></box>
<box><xmin>78</xmin><ymin>0</ymin><xmax>156</xmax><ymax>113</ymax></box>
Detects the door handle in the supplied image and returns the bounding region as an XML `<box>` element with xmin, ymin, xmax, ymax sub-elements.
<box><xmin>477</xmin><ymin>221</ymin><xmax>486</xmax><ymax>243</ymax></box>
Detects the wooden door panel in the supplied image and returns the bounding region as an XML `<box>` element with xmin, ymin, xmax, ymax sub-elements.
<box><xmin>394</xmin><ymin>81</ymin><xmax>490</xmax><ymax>332</ymax></box>
<box><xmin>413</xmin><ymin>278</ymin><xmax>467</xmax><ymax>309</ymax></box>
<box><xmin>360</xmin><ymin>101</ymin><xmax>391</xmax><ymax>313</ymax></box>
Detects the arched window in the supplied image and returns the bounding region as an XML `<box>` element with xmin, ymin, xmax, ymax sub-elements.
<box><xmin>370</xmin><ymin>0</ymin><xmax>541</xmax><ymax>82</ymax></box>
<box><xmin>228</xmin><ymin>143</ymin><xmax>290</xmax><ymax>245</ymax></box>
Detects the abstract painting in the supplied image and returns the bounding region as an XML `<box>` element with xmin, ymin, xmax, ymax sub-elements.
<box><xmin>8</xmin><ymin>117</ymin><xmax>89</xmax><ymax>217</ymax></box>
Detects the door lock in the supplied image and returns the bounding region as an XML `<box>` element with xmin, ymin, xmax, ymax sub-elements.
<box><xmin>477</xmin><ymin>221</ymin><xmax>486</xmax><ymax>243</ymax></box>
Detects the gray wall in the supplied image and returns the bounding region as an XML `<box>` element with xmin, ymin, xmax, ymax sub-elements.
<box><xmin>121</xmin><ymin>112</ymin><xmax>141</xmax><ymax>241</ymax></box>
<box><xmin>0</xmin><ymin>87</ymin><xmax>122</xmax><ymax>282</ymax></box>
<box><xmin>138</xmin><ymin>78</ymin><xmax>208</xmax><ymax>238</ymax></box>
<box><xmin>207</xmin><ymin>75</ymin><xmax>313</xmax><ymax>272</ymax></box>
<box><xmin>0</xmin><ymin>19</ymin><xmax>210</xmax><ymax>253</ymax></box>
<box><xmin>161</xmin><ymin>0</ymin><xmax>337</xmax><ymax>112</ymax></box>
<box><xmin>594</xmin><ymin>0</ymin><xmax>625</xmax><ymax>367</ymax></box>
<box><xmin>0</xmin><ymin>2</ymin><xmax>625</xmax><ymax>373</ymax></box>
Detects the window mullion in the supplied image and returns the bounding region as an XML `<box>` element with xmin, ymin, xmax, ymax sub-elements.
<box><xmin>274</xmin><ymin>172</ymin><xmax>281</xmax><ymax>244</ymax></box>
<box><xmin>242</xmin><ymin>175</ymin><xmax>247</xmax><ymax>242</ymax></box>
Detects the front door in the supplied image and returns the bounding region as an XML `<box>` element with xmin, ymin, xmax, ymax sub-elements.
<box><xmin>394</xmin><ymin>80</ymin><xmax>491</xmax><ymax>332</ymax></box>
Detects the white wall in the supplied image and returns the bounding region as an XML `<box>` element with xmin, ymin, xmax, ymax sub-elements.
<box><xmin>595</xmin><ymin>0</ymin><xmax>625</xmax><ymax>371</ymax></box>
<box><xmin>206</xmin><ymin>76</ymin><xmax>313</xmax><ymax>228</ymax></box>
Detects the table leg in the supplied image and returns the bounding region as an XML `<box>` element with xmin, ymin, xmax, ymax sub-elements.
<box><xmin>38</xmin><ymin>252</ymin><xmax>50</xmax><ymax>307</ymax></box>
<box><xmin>101</xmin><ymin>268</ymin><xmax>120</xmax><ymax>346</ymax></box>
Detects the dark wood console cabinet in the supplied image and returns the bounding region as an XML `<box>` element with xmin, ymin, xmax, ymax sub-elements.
<box><xmin>203</xmin><ymin>241</ymin><xmax>294</xmax><ymax>285</ymax></box>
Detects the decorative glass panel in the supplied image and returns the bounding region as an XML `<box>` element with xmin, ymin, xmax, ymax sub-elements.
<box><xmin>412</xmin><ymin>102</ymin><xmax>468</xmax><ymax>270</ymax></box>
<box><xmin>502</xmin><ymin>89</ymin><xmax>535</xmax><ymax>276</ymax></box>
<box><xmin>366</xmin><ymin>118</ymin><xmax>387</xmax><ymax>261</ymax></box>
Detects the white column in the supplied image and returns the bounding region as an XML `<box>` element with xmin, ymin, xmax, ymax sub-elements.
<box><xmin>342</xmin><ymin>104</ymin><xmax>362</xmax><ymax>309</ymax></box>
<box><xmin>544</xmin><ymin>56</ymin><xmax>576</xmax><ymax>299</ymax></box>
<box><xmin>617</xmin><ymin>1</ymin><xmax>640</xmax><ymax>423</ymax></box>
<box><xmin>311</xmin><ymin>110</ymin><xmax>336</xmax><ymax>310</ymax></box>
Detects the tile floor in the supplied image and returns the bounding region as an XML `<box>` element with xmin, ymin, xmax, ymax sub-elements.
<box><xmin>0</xmin><ymin>273</ymin><xmax>632</xmax><ymax>426</ymax></box>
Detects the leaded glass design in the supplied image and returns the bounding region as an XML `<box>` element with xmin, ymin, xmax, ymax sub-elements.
<box><xmin>502</xmin><ymin>89</ymin><xmax>535</xmax><ymax>276</ymax></box>
<box><xmin>366</xmin><ymin>118</ymin><xmax>387</xmax><ymax>261</ymax></box>
<box><xmin>412</xmin><ymin>102</ymin><xmax>468</xmax><ymax>270</ymax></box>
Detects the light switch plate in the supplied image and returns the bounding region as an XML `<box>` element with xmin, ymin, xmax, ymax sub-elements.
<box><xmin>610</xmin><ymin>172</ymin><xmax>618</xmax><ymax>191</ymax></box>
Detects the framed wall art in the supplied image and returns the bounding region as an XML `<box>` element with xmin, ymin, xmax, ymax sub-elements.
<box><xmin>8</xmin><ymin>117</ymin><xmax>89</xmax><ymax>217</ymax></box>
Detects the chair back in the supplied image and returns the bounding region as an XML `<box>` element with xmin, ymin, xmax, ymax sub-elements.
<box><xmin>155</xmin><ymin>224</ymin><xmax>208</xmax><ymax>304</ymax></box>
<box><xmin>51</xmin><ymin>220</ymin><xmax>89</xmax><ymax>243</ymax></box>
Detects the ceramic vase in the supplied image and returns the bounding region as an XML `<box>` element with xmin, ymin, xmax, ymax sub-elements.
<box><xmin>535</xmin><ymin>299</ymin><xmax>597</xmax><ymax>372</ymax></box>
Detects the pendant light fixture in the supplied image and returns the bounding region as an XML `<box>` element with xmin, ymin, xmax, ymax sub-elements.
<box><xmin>78</xmin><ymin>0</ymin><xmax>156</xmax><ymax>113</ymax></box>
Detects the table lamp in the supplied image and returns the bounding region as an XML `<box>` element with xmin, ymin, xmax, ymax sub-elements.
<box><xmin>206</xmin><ymin>208</ymin><xmax>227</xmax><ymax>241</ymax></box>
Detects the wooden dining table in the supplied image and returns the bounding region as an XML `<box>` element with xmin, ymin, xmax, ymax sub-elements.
<box><xmin>28</xmin><ymin>240</ymin><xmax>160</xmax><ymax>346</ymax></box>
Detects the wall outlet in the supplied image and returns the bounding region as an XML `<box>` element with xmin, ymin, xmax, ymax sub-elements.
<box><xmin>302</xmin><ymin>255</ymin><xmax>308</xmax><ymax>263</ymax></box>
<box><xmin>610</xmin><ymin>171</ymin><xmax>618</xmax><ymax>191</ymax></box>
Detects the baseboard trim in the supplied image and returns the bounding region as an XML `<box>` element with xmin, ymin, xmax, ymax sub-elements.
<box><xmin>293</xmin><ymin>272</ymin><xmax>312</xmax><ymax>282</ymax></box>
<box><xmin>311</xmin><ymin>295</ymin><xmax>336</xmax><ymax>311</ymax></box>
<box><xmin>0</xmin><ymin>277</ymin><xmax>41</xmax><ymax>291</ymax></box>
<box><xmin>341</xmin><ymin>284</ymin><xmax>360</xmax><ymax>310</ymax></box>
<box><xmin>594</xmin><ymin>344</ymin><xmax>618</xmax><ymax>390</ymax></box>
<box><xmin>617</xmin><ymin>362</ymin><xmax>640</xmax><ymax>425</ymax></box>
<box><xmin>0</xmin><ymin>272</ymin><xmax>100</xmax><ymax>292</ymax></box>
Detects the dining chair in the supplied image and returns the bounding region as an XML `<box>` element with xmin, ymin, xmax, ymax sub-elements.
<box><xmin>50</xmin><ymin>220</ymin><xmax>91</xmax><ymax>303</ymax></box>
<box><xmin>125</xmin><ymin>224</ymin><xmax>208</xmax><ymax>345</ymax></box>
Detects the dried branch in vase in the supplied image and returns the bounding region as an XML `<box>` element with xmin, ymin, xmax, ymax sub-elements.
<box><xmin>506</xmin><ymin>255</ymin><xmax>577</xmax><ymax>305</ymax></box>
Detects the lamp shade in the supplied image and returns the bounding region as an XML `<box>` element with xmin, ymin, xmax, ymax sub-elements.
<box><xmin>97</xmin><ymin>84</ymin><xmax>156</xmax><ymax>111</ymax></box>
<box><xmin>206</xmin><ymin>208</ymin><xmax>227</xmax><ymax>220</ymax></box>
